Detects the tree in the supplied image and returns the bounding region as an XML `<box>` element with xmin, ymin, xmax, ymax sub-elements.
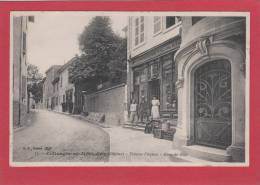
<box><xmin>27</xmin><ymin>63</ymin><xmax>43</xmax><ymax>104</ymax></box>
<box><xmin>70</xmin><ymin>16</ymin><xmax>127</xmax><ymax>87</ymax></box>
<box><xmin>69</xmin><ymin>16</ymin><xmax>127</xmax><ymax>114</ymax></box>
<box><xmin>108</xmin><ymin>37</ymin><xmax>127</xmax><ymax>83</ymax></box>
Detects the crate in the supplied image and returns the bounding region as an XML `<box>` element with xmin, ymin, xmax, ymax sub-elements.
<box><xmin>153</xmin><ymin>128</ymin><xmax>163</xmax><ymax>139</ymax></box>
<box><xmin>162</xmin><ymin>129</ymin><xmax>176</xmax><ymax>141</ymax></box>
<box><xmin>162</xmin><ymin>131</ymin><xmax>174</xmax><ymax>141</ymax></box>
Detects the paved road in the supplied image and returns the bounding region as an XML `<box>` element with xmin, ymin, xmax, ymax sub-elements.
<box><xmin>13</xmin><ymin>110</ymin><xmax>110</xmax><ymax>162</ymax></box>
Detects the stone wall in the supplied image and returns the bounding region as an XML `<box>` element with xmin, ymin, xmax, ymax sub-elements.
<box><xmin>13</xmin><ymin>101</ymin><xmax>28</xmax><ymax>127</ymax></box>
<box><xmin>84</xmin><ymin>84</ymin><xmax>126</xmax><ymax>126</ymax></box>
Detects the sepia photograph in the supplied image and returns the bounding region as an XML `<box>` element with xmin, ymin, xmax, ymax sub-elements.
<box><xmin>10</xmin><ymin>11</ymin><xmax>249</xmax><ymax>166</ymax></box>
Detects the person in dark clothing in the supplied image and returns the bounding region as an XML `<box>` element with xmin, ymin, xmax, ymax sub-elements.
<box><xmin>138</xmin><ymin>96</ymin><xmax>148</xmax><ymax>123</ymax></box>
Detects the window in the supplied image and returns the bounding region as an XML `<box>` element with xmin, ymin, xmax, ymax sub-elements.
<box><xmin>21</xmin><ymin>75</ymin><xmax>26</xmax><ymax>99</ymax></box>
<box><xmin>161</xmin><ymin>54</ymin><xmax>177</xmax><ymax>112</ymax></box>
<box><xmin>192</xmin><ymin>17</ymin><xmax>205</xmax><ymax>25</ymax></box>
<box><xmin>134</xmin><ymin>16</ymin><xmax>145</xmax><ymax>46</ymax></box>
<box><xmin>60</xmin><ymin>76</ymin><xmax>62</xmax><ymax>87</ymax></box>
<box><xmin>153</xmin><ymin>16</ymin><xmax>162</xmax><ymax>34</ymax></box>
<box><xmin>166</xmin><ymin>16</ymin><xmax>177</xmax><ymax>29</ymax></box>
<box><xmin>22</xmin><ymin>32</ymin><xmax>26</xmax><ymax>55</ymax></box>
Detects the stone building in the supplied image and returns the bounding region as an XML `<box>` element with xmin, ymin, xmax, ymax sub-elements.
<box><xmin>174</xmin><ymin>17</ymin><xmax>246</xmax><ymax>162</ymax></box>
<box><xmin>127</xmin><ymin>16</ymin><xmax>246</xmax><ymax>162</ymax></box>
<box><xmin>127</xmin><ymin>16</ymin><xmax>181</xmax><ymax>121</ymax></box>
<box><xmin>12</xmin><ymin>16</ymin><xmax>33</xmax><ymax>126</ymax></box>
<box><xmin>56</xmin><ymin>57</ymin><xmax>76</xmax><ymax>113</ymax></box>
<box><xmin>42</xmin><ymin>65</ymin><xmax>61</xmax><ymax>110</ymax></box>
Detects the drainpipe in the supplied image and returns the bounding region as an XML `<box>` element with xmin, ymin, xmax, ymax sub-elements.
<box><xmin>18</xmin><ymin>18</ymin><xmax>23</xmax><ymax>126</ymax></box>
<box><xmin>18</xmin><ymin>56</ymin><xmax>21</xmax><ymax>126</ymax></box>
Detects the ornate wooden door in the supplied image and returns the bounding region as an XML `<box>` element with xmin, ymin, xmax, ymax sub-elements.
<box><xmin>194</xmin><ymin>60</ymin><xmax>232</xmax><ymax>149</ymax></box>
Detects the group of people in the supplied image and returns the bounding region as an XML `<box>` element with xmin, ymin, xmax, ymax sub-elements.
<box><xmin>129</xmin><ymin>96</ymin><xmax>160</xmax><ymax>124</ymax></box>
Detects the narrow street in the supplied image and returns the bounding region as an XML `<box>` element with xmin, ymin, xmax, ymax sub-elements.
<box><xmin>13</xmin><ymin>110</ymin><xmax>110</xmax><ymax>162</ymax></box>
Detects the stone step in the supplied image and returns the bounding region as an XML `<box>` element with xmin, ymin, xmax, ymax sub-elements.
<box><xmin>123</xmin><ymin>124</ymin><xmax>145</xmax><ymax>131</ymax></box>
<box><xmin>182</xmin><ymin>145</ymin><xmax>232</xmax><ymax>162</ymax></box>
<box><xmin>168</xmin><ymin>149</ymin><xmax>211</xmax><ymax>163</ymax></box>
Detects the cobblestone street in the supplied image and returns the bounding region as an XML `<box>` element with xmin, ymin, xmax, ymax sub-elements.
<box><xmin>13</xmin><ymin>110</ymin><xmax>110</xmax><ymax>162</ymax></box>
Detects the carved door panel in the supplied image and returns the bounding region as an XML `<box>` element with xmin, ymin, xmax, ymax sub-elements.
<box><xmin>194</xmin><ymin>60</ymin><xmax>232</xmax><ymax>149</ymax></box>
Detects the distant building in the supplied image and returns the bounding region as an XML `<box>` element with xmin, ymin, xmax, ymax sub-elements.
<box><xmin>42</xmin><ymin>65</ymin><xmax>61</xmax><ymax>110</ymax></box>
<box><xmin>12</xmin><ymin>16</ymin><xmax>33</xmax><ymax>126</ymax></box>
<box><xmin>56</xmin><ymin>57</ymin><xmax>77</xmax><ymax>113</ymax></box>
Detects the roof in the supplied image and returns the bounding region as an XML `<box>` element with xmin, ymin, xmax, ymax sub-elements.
<box><xmin>52</xmin><ymin>76</ymin><xmax>60</xmax><ymax>84</ymax></box>
<box><xmin>58</xmin><ymin>56</ymin><xmax>79</xmax><ymax>73</ymax></box>
<box><xmin>45</xmin><ymin>65</ymin><xmax>62</xmax><ymax>74</ymax></box>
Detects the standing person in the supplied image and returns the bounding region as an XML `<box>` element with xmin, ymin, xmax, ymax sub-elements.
<box><xmin>129</xmin><ymin>100</ymin><xmax>138</xmax><ymax>124</ymax></box>
<box><xmin>151</xmin><ymin>96</ymin><xmax>160</xmax><ymax>120</ymax></box>
<box><xmin>138</xmin><ymin>96</ymin><xmax>148</xmax><ymax>123</ymax></box>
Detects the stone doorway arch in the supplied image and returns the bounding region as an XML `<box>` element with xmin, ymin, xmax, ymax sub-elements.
<box><xmin>174</xmin><ymin>39</ymin><xmax>245</xmax><ymax>162</ymax></box>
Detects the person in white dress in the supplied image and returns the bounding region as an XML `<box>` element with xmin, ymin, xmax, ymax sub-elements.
<box><xmin>129</xmin><ymin>100</ymin><xmax>138</xmax><ymax>124</ymax></box>
<box><xmin>151</xmin><ymin>96</ymin><xmax>160</xmax><ymax>120</ymax></box>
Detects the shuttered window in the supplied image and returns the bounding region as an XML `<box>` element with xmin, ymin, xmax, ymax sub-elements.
<box><xmin>134</xmin><ymin>16</ymin><xmax>145</xmax><ymax>46</ymax></box>
<box><xmin>153</xmin><ymin>16</ymin><xmax>162</xmax><ymax>34</ymax></box>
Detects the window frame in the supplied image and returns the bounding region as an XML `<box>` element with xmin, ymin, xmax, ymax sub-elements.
<box><xmin>164</xmin><ymin>16</ymin><xmax>181</xmax><ymax>32</ymax></box>
<box><xmin>133</xmin><ymin>16</ymin><xmax>145</xmax><ymax>48</ymax></box>
<box><xmin>153</xmin><ymin>16</ymin><xmax>163</xmax><ymax>36</ymax></box>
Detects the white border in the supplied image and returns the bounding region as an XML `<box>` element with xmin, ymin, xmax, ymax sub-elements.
<box><xmin>10</xmin><ymin>11</ymin><xmax>250</xmax><ymax>167</ymax></box>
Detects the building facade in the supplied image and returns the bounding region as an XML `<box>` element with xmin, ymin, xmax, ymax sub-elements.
<box><xmin>174</xmin><ymin>17</ymin><xmax>246</xmax><ymax>162</ymax></box>
<box><xmin>56</xmin><ymin>57</ymin><xmax>76</xmax><ymax>113</ymax></box>
<box><xmin>127</xmin><ymin>16</ymin><xmax>246</xmax><ymax>162</ymax></box>
<box><xmin>12</xmin><ymin>16</ymin><xmax>33</xmax><ymax>126</ymax></box>
<box><xmin>42</xmin><ymin>65</ymin><xmax>61</xmax><ymax>110</ymax></box>
<box><xmin>127</xmin><ymin>16</ymin><xmax>181</xmax><ymax>121</ymax></box>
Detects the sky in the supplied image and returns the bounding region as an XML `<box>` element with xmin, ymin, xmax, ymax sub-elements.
<box><xmin>25</xmin><ymin>12</ymin><xmax>127</xmax><ymax>74</ymax></box>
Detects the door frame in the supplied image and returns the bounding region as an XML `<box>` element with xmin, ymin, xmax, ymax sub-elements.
<box><xmin>193</xmin><ymin>59</ymin><xmax>232</xmax><ymax>149</ymax></box>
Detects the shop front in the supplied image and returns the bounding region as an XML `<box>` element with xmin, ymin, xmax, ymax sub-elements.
<box><xmin>129</xmin><ymin>37</ymin><xmax>181</xmax><ymax>122</ymax></box>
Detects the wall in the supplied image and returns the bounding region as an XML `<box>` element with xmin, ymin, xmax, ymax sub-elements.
<box><xmin>174</xmin><ymin>17</ymin><xmax>246</xmax><ymax>162</ymax></box>
<box><xmin>58</xmin><ymin>68</ymin><xmax>75</xmax><ymax>112</ymax></box>
<box><xmin>84</xmin><ymin>84</ymin><xmax>126</xmax><ymax>126</ymax></box>
<box><xmin>12</xmin><ymin>16</ymin><xmax>28</xmax><ymax>126</ymax></box>
<box><xmin>128</xmin><ymin>16</ymin><xmax>181</xmax><ymax>58</ymax></box>
<box><xmin>43</xmin><ymin>66</ymin><xmax>61</xmax><ymax>109</ymax></box>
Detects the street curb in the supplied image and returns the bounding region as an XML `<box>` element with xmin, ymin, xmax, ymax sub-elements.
<box><xmin>49</xmin><ymin>109</ymin><xmax>111</xmax><ymax>128</ymax></box>
<box><xmin>13</xmin><ymin>111</ymin><xmax>36</xmax><ymax>133</ymax></box>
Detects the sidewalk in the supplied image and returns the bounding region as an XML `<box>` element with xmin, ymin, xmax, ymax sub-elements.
<box><xmin>33</xmin><ymin>109</ymin><xmax>208</xmax><ymax>163</ymax></box>
<box><xmin>103</xmin><ymin>126</ymin><xmax>177</xmax><ymax>162</ymax></box>
<box><xmin>50</xmin><ymin>110</ymin><xmax>188</xmax><ymax>163</ymax></box>
<box><xmin>13</xmin><ymin>109</ymin><xmax>37</xmax><ymax>132</ymax></box>
<box><xmin>52</xmin><ymin>110</ymin><xmax>111</xmax><ymax>128</ymax></box>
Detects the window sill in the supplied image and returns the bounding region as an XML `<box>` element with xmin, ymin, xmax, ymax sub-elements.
<box><xmin>153</xmin><ymin>29</ymin><xmax>163</xmax><ymax>37</ymax></box>
<box><xmin>163</xmin><ymin>21</ymin><xmax>182</xmax><ymax>35</ymax></box>
<box><xmin>133</xmin><ymin>41</ymin><xmax>146</xmax><ymax>51</ymax></box>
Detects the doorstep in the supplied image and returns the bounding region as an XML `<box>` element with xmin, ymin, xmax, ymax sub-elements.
<box><xmin>123</xmin><ymin>123</ymin><xmax>145</xmax><ymax>131</ymax></box>
<box><xmin>168</xmin><ymin>149</ymin><xmax>211</xmax><ymax>163</ymax></box>
<box><xmin>181</xmin><ymin>145</ymin><xmax>232</xmax><ymax>162</ymax></box>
